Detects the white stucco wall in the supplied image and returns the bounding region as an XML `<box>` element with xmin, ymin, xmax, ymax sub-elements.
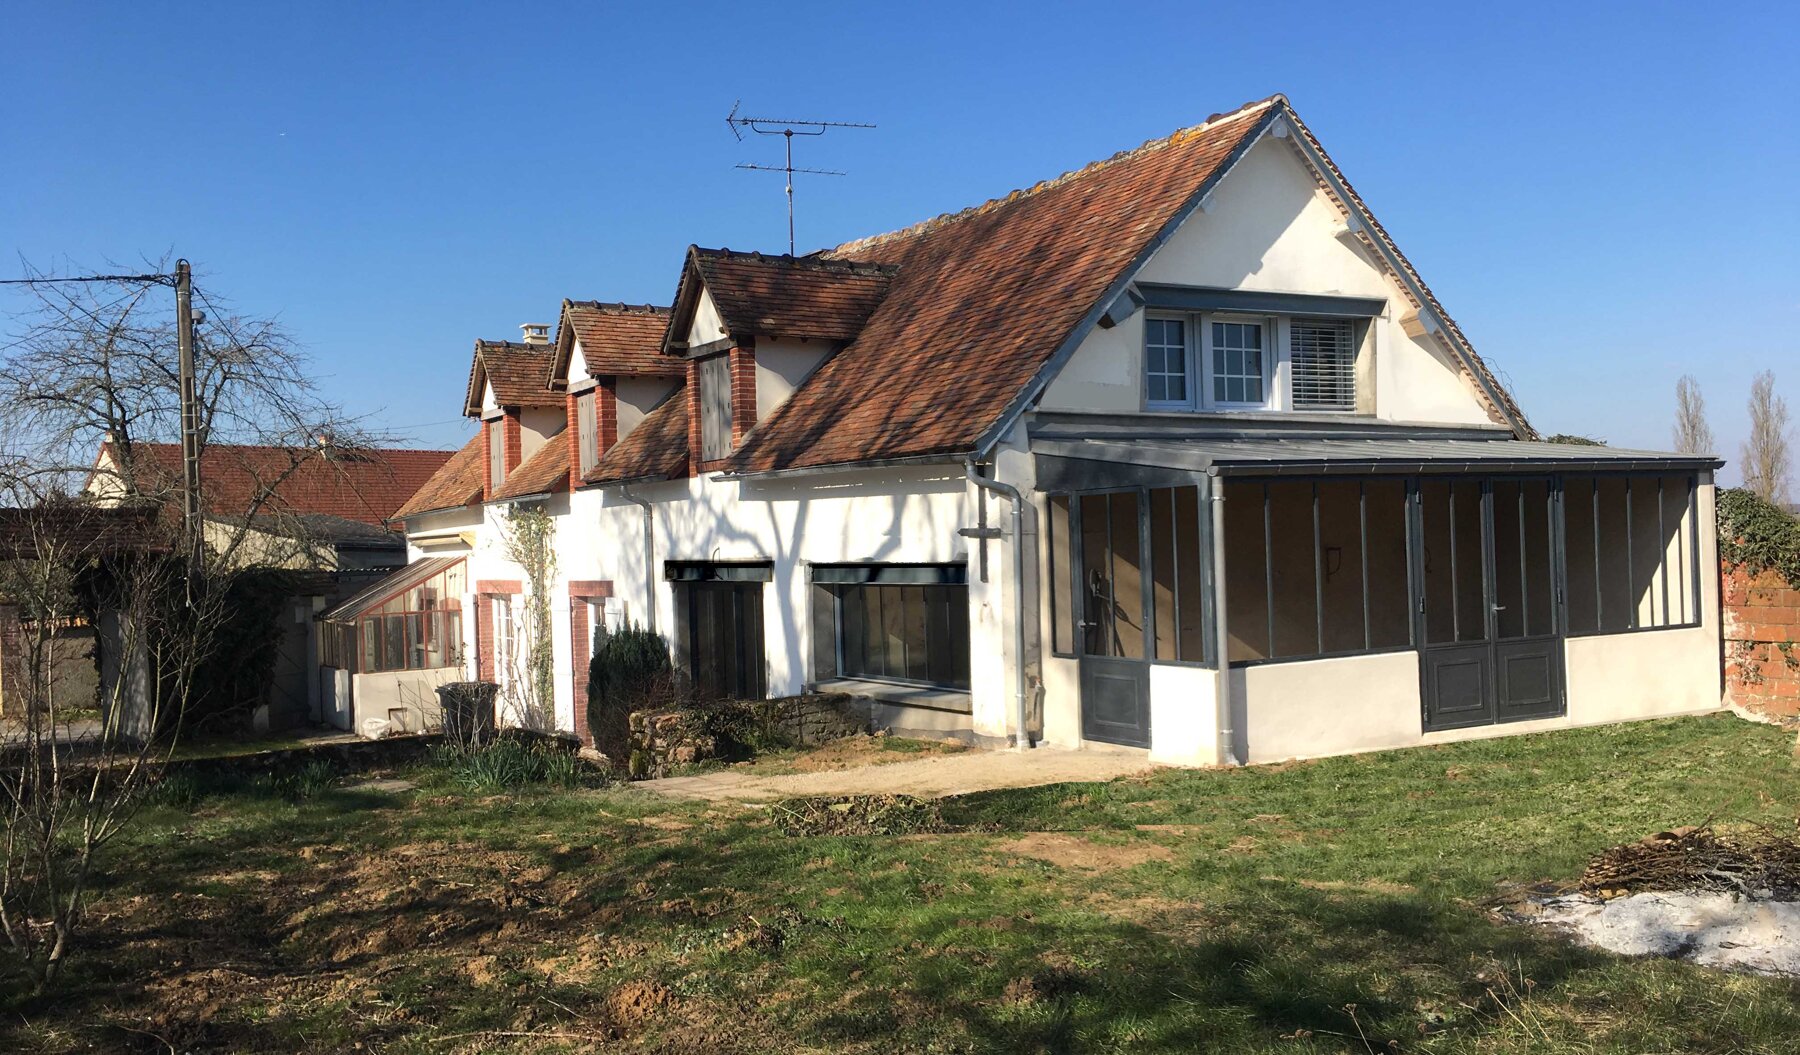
<box><xmin>568</xmin><ymin>341</ymin><xmax>591</xmax><ymax>384</ymax></box>
<box><xmin>687</xmin><ymin>288</ymin><xmax>728</xmax><ymax>347</ymax></box>
<box><xmin>1039</xmin><ymin>133</ymin><xmax>1492</xmax><ymax>427</ymax></box>
<box><xmin>519</xmin><ymin>406</ymin><xmax>565</xmax><ymax>464</ymax></box>
<box><xmin>755</xmin><ymin>338</ymin><xmax>832</xmax><ymax>421</ymax></box>
<box><xmin>617</xmin><ymin>377</ymin><xmax>678</xmax><ymax>439</ymax></box>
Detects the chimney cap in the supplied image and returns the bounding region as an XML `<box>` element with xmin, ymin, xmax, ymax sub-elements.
<box><xmin>520</xmin><ymin>323</ymin><xmax>551</xmax><ymax>344</ymax></box>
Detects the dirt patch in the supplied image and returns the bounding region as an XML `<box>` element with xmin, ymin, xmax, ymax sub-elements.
<box><xmin>1264</xmin><ymin>875</ymin><xmax>1419</xmax><ymax>895</ymax></box>
<box><xmin>606</xmin><ymin>980</ymin><xmax>674</xmax><ymax>1026</ymax></box>
<box><xmin>768</xmin><ymin>794</ymin><xmax>957</xmax><ymax>836</ymax></box>
<box><xmin>993</xmin><ymin>832</ymin><xmax>1175</xmax><ymax>872</ymax></box>
<box><xmin>772</xmin><ymin>735</ymin><xmax>968</xmax><ymax>773</ymax></box>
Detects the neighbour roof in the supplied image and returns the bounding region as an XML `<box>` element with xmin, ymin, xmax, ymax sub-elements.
<box><xmin>464</xmin><ymin>340</ymin><xmax>559</xmax><ymax>415</ymax></box>
<box><xmin>584</xmin><ymin>387</ymin><xmax>689</xmax><ymax>485</ymax></box>
<box><xmin>492</xmin><ymin>437</ymin><xmax>571</xmax><ymax>501</ymax></box>
<box><xmin>716</xmin><ymin>94</ymin><xmax>1529</xmax><ymax>475</ymax></box>
<box><xmin>1034</xmin><ymin>435</ymin><xmax>1724</xmax><ymax>477</ymax></box>
<box><xmin>0</xmin><ymin>505</ymin><xmax>169</xmax><ymax>560</ymax></box>
<box><xmin>100</xmin><ymin>442</ymin><xmax>455</xmax><ymax>526</ymax></box>
<box><xmin>666</xmin><ymin>249</ymin><xmax>899</xmax><ymax>349</ymax></box>
<box><xmin>552</xmin><ymin>301</ymin><xmax>680</xmax><ymax>385</ymax></box>
<box><xmin>392</xmin><ymin>434</ymin><xmax>485</xmax><ymax>521</ymax></box>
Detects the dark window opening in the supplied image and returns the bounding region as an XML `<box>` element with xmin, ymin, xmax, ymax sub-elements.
<box><xmin>1564</xmin><ymin>473</ymin><xmax>1699</xmax><ymax>634</ymax></box>
<box><xmin>815</xmin><ymin>578</ymin><xmax>970</xmax><ymax>691</ymax></box>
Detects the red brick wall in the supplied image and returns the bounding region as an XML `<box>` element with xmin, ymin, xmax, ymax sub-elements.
<box><xmin>480</xmin><ymin>419</ymin><xmax>494</xmax><ymax>501</ymax></box>
<box><xmin>1722</xmin><ymin>562</ymin><xmax>1800</xmax><ymax>719</ymax></box>
<box><xmin>597</xmin><ymin>379</ymin><xmax>618</xmax><ymax>452</ymax></box>
<box><xmin>473</xmin><ymin>581</ymin><xmax>522</xmax><ymax>684</ymax></box>
<box><xmin>729</xmin><ymin>346</ymin><xmax>757</xmax><ymax>447</ymax></box>
<box><xmin>566</xmin><ymin>580</ymin><xmax>612</xmax><ymax>744</ymax></box>
<box><xmin>685</xmin><ymin>359</ymin><xmax>703</xmax><ymax>477</ymax></box>
<box><xmin>564</xmin><ymin>392</ymin><xmax>582</xmax><ymax>492</ymax></box>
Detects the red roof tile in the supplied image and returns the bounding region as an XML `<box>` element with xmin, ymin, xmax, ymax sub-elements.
<box><xmin>722</xmin><ymin>99</ymin><xmax>1279</xmax><ymax>474</ymax></box>
<box><xmin>464</xmin><ymin>340</ymin><xmax>559</xmax><ymax>414</ymax></box>
<box><xmin>584</xmin><ymin>387</ymin><xmax>688</xmax><ymax>484</ymax></box>
<box><xmin>552</xmin><ymin>301</ymin><xmax>680</xmax><ymax>384</ymax></box>
<box><xmin>492</xmin><ymin>436</ymin><xmax>571</xmax><ymax>500</ymax></box>
<box><xmin>721</xmin><ymin>96</ymin><xmax>1526</xmax><ymax>474</ymax></box>
<box><xmin>393</xmin><ymin>434</ymin><xmax>486</xmax><ymax>520</ymax></box>
<box><xmin>102</xmin><ymin>442</ymin><xmax>456</xmax><ymax>526</ymax></box>
<box><xmin>670</xmin><ymin>250</ymin><xmax>897</xmax><ymax>347</ymax></box>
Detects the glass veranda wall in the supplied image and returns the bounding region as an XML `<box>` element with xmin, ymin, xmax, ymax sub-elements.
<box><xmin>1043</xmin><ymin>472</ymin><xmax>1704</xmax><ymax>673</ymax></box>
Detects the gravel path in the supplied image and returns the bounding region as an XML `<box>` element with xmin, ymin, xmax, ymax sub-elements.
<box><xmin>640</xmin><ymin>747</ymin><xmax>1155</xmax><ymax>802</ymax></box>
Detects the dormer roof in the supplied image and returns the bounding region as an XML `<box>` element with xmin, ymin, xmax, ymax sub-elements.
<box><xmin>549</xmin><ymin>300</ymin><xmax>680</xmax><ymax>388</ymax></box>
<box><xmin>661</xmin><ymin>247</ymin><xmax>898</xmax><ymax>354</ymax></box>
<box><xmin>464</xmin><ymin>339</ymin><xmax>560</xmax><ymax>416</ymax></box>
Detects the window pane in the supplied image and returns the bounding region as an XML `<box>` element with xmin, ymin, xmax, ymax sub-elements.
<box><xmin>1661</xmin><ymin>475</ymin><xmax>1697</xmax><ymax>625</ymax></box>
<box><xmin>1291</xmin><ymin>320</ymin><xmax>1356</xmax><ymax>410</ymax></box>
<box><xmin>1564</xmin><ymin>477</ymin><xmax>1598</xmax><ymax>634</ymax></box>
<box><xmin>881</xmin><ymin>584</ymin><xmax>906</xmax><ymax>675</ymax></box>
<box><xmin>1173</xmin><ymin>486</ymin><xmax>1205</xmax><ymax>661</ymax></box>
<box><xmin>1492</xmin><ymin>479</ymin><xmax>1555</xmax><ymax>639</ymax></box>
<box><xmin>810</xmin><ymin>583</ymin><xmax>838</xmax><ymax>680</ymax></box>
<box><xmin>1421</xmin><ymin>479</ymin><xmax>1485</xmax><ymax>645</ymax></box>
<box><xmin>1108</xmin><ymin>493</ymin><xmax>1146</xmax><ymax>659</ymax></box>
<box><xmin>1267</xmin><ymin>482</ymin><xmax>1319</xmax><ymax>658</ymax></box>
<box><xmin>1222</xmin><ymin>481</ymin><xmax>1270</xmax><ymax>662</ymax></box>
<box><xmin>362</xmin><ymin>618</ymin><xmax>381</xmax><ymax>672</ymax></box>
<box><xmin>1151</xmin><ymin>487</ymin><xmax>1177</xmax><ymax>661</ymax></box>
<box><xmin>385</xmin><ymin>615</ymin><xmax>406</xmax><ymax>674</ymax></box>
<box><xmin>1364</xmin><ymin>480</ymin><xmax>1412</xmax><ymax>649</ymax></box>
<box><xmin>1145</xmin><ymin>318</ymin><xmax>1187</xmax><ymax>406</ymax></box>
<box><xmin>901</xmin><ymin>585</ymin><xmax>929</xmax><ymax>681</ymax></box>
<box><xmin>1049</xmin><ymin>495</ymin><xmax>1073</xmax><ymax>655</ymax></box>
<box><xmin>1595</xmin><ymin>476</ymin><xmax>1632</xmax><ymax>632</ymax></box>
<box><xmin>1211</xmin><ymin>321</ymin><xmax>1266</xmax><ymax>405</ymax></box>
<box><xmin>1316</xmin><ymin>481</ymin><xmax>1365</xmax><ymax>654</ymax></box>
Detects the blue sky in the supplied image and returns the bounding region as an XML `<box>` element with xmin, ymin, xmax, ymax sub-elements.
<box><xmin>4</xmin><ymin>2</ymin><xmax>1796</xmax><ymax>480</ymax></box>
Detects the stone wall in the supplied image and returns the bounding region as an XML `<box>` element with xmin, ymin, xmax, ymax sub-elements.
<box><xmin>627</xmin><ymin>693</ymin><xmax>869</xmax><ymax>778</ymax></box>
<box><xmin>1722</xmin><ymin>563</ymin><xmax>1800</xmax><ymax>721</ymax></box>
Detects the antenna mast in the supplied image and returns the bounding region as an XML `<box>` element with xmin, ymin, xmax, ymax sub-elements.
<box><xmin>727</xmin><ymin>101</ymin><xmax>874</xmax><ymax>255</ymax></box>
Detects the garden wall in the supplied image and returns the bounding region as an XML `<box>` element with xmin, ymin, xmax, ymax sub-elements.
<box><xmin>1722</xmin><ymin>563</ymin><xmax>1800</xmax><ymax>720</ymax></box>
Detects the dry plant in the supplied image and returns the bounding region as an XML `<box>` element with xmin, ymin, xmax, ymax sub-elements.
<box><xmin>498</xmin><ymin>505</ymin><xmax>557</xmax><ymax>731</ymax></box>
<box><xmin>1672</xmin><ymin>374</ymin><xmax>1715</xmax><ymax>456</ymax></box>
<box><xmin>1741</xmin><ymin>370</ymin><xmax>1792</xmax><ymax>505</ymax></box>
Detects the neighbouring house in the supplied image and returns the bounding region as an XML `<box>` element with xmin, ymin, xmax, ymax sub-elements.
<box><xmin>84</xmin><ymin>439</ymin><xmax>455</xmax><ymax>730</ymax></box>
<box><xmin>370</xmin><ymin>94</ymin><xmax>1723</xmax><ymax>765</ymax></box>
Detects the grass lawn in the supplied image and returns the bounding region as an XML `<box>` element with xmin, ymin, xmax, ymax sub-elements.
<box><xmin>4</xmin><ymin>713</ymin><xmax>1796</xmax><ymax>1053</ymax></box>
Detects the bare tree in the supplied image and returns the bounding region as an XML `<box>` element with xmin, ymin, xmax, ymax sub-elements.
<box><xmin>498</xmin><ymin>505</ymin><xmax>558</xmax><ymax>731</ymax></box>
<box><xmin>0</xmin><ymin>263</ymin><xmax>386</xmax><ymax>987</ymax></box>
<box><xmin>1742</xmin><ymin>371</ymin><xmax>1792</xmax><ymax>505</ymax></box>
<box><xmin>1672</xmin><ymin>375</ymin><xmax>1715</xmax><ymax>455</ymax></box>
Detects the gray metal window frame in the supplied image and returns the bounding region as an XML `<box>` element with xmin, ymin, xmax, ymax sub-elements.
<box><xmin>819</xmin><ymin>575</ymin><xmax>972</xmax><ymax>691</ymax></box>
<box><xmin>1560</xmin><ymin>471</ymin><xmax>1704</xmax><ymax>638</ymax></box>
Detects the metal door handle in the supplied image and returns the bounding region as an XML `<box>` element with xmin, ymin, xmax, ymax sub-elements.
<box><xmin>1492</xmin><ymin>604</ymin><xmax>1507</xmax><ymax>612</ymax></box>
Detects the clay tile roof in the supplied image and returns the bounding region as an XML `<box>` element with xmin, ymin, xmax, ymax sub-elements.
<box><xmin>552</xmin><ymin>301</ymin><xmax>681</xmax><ymax>385</ymax></box>
<box><xmin>720</xmin><ymin>98</ymin><xmax>1283</xmax><ymax>474</ymax></box>
<box><xmin>683</xmin><ymin>250</ymin><xmax>898</xmax><ymax>344</ymax></box>
<box><xmin>105</xmin><ymin>441</ymin><xmax>456</xmax><ymax>526</ymax></box>
<box><xmin>492</xmin><ymin>436</ymin><xmax>571</xmax><ymax>501</ymax></box>
<box><xmin>464</xmin><ymin>339</ymin><xmax>559</xmax><ymax>415</ymax></box>
<box><xmin>584</xmin><ymin>387</ymin><xmax>689</xmax><ymax>485</ymax></box>
<box><xmin>392</xmin><ymin>434</ymin><xmax>486</xmax><ymax>520</ymax></box>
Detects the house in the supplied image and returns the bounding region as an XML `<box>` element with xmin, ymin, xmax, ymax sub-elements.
<box><xmin>370</xmin><ymin>94</ymin><xmax>1722</xmax><ymax>765</ymax></box>
<box><xmin>84</xmin><ymin>440</ymin><xmax>456</xmax><ymax>730</ymax></box>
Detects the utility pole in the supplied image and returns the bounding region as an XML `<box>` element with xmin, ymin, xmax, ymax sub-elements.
<box><xmin>175</xmin><ymin>259</ymin><xmax>202</xmax><ymax>577</ymax></box>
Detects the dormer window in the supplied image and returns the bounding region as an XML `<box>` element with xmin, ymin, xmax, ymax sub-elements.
<box><xmin>698</xmin><ymin>354</ymin><xmax>732</xmax><ymax>460</ymax></box>
<box><xmin>1143</xmin><ymin>311</ymin><xmax>1359</xmax><ymax>414</ymax></box>
<box><xmin>576</xmin><ymin>390</ymin><xmax>599</xmax><ymax>475</ymax></box>
<box><xmin>488</xmin><ymin>417</ymin><xmax>507</xmax><ymax>487</ymax></box>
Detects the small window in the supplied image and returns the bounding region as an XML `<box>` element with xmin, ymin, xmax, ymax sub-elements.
<box><xmin>1144</xmin><ymin>318</ymin><xmax>1190</xmax><ymax>408</ymax></box>
<box><xmin>577</xmin><ymin>390</ymin><xmax>599</xmax><ymax>474</ymax></box>
<box><xmin>488</xmin><ymin>420</ymin><xmax>506</xmax><ymax>488</ymax></box>
<box><xmin>813</xmin><ymin>570</ymin><xmax>970</xmax><ymax>690</ymax></box>
<box><xmin>1290</xmin><ymin>320</ymin><xmax>1356</xmax><ymax>411</ymax></box>
<box><xmin>699</xmin><ymin>355</ymin><xmax>732</xmax><ymax>461</ymax></box>
<box><xmin>1210</xmin><ymin>320</ymin><xmax>1267</xmax><ymax>405</ymax></box>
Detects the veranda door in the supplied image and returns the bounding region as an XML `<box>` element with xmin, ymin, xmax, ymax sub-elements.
<box><xmin>1416</xmin><ymin>477</ymin><xmax>1564</xmax><ymax>731</ymax></box>
<box><xmin>1075</xmin><ymin>491</ymin><xmax>1152</xmax><ymax>747</ymax></box>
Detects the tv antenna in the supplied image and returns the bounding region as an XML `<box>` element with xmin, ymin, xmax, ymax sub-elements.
<box><xmin>727</xmin><ymin>101</ymin><xmax>874</xmax><ymax>255</ymax></box>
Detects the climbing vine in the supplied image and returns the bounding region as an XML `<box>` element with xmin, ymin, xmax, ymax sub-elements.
<box><xmin>501</xmin><ymin>506</ymin><xmax>558</xmax><ymax>729</ymax></box>
<box><xmin>1717</xmin><ymin>487</ymin><xmax>1800</xmax><ymax>589</ymax></box>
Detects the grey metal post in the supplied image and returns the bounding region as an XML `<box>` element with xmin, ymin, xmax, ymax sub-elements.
<box><xmin>1209</xmin><ymin>476</ymin><xmax>1241</xmax><ymax>766</ymax></box>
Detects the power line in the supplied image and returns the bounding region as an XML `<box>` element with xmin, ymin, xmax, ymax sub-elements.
<box><xmin>0</xmin><ymin>273</ymin><xmax>173</xmax><ymax>286</ymax></box>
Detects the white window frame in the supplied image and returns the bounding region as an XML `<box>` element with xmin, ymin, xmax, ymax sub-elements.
<box><xmin>491</xmin><ymin>595</ymin><xmax>516</xmax><ymax>689</ymax></box>
<box><xmin>1201</xmin><ymin>313</ymin><xmax>1278</xmax><ymax>410</ymax></box>
<box><xmin>1143</xmin><ymin>314</ymin><xmax>1196</xmax><ymax>410</ymax></box>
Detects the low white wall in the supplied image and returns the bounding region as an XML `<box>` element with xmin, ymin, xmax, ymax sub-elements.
<box><xmin>1565</xmin><ymin>627</ymin><xmax>1720</xmax><ymax>723</ymax></box>
<box><xmin>1149</xmin><ymin>663</ymin><xmax>1218</xmax><ymax>766</ymax></box>
<box><xmin>1040</xmin><ymin>655</ymin><xmax>1081</xmax><ymax>749</ymax></box>
<box><xmin>1232</xmin><ymin>650</ymin><xmax>1422</xmax><ymax>764</ymax></box>
<box><xmin>351</xmin><ymin>666</ymin><xmax>463</xmax><ymax>735</ymax></box>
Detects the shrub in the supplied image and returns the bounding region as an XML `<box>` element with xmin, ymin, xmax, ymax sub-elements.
<box><xmin>1718</xmin><ymin>486</ymin><xmax>1800</xmax><ymax>588</ymax></box>
<box><xmin>429</xmin><ymin>737</ymin><xmax>584</xmax><ymax>793</ymax></box>
<box><xmin>586</xmin><ymin>624</ymin><xmax>674</xmax><ymax>761</ymax></box>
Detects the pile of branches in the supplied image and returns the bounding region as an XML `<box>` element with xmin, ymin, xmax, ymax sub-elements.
<box><xmin>767</xmin><ymin>794</ymin><xmax>957</xmax><ymax>837</ymax></box>
<box><xmin>1580</xmin><ymin>822</ymin><xmax>1800</xmax><ymax>898</ymax></box>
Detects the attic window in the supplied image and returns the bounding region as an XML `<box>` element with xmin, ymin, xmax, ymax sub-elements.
<box><xmin>699</xmin><ymin>355</ymin><xmax>732</xmax><ymax>461</ymax></box>
<box><xmin>1290</xmin><ymin>320</ymin><xmax>1356</xmax><ymax>411</ymax></box>
<box><xmin>488</xmin><ymin>421</ymin><xmax>506</xmax><ymax>488</ymax></box>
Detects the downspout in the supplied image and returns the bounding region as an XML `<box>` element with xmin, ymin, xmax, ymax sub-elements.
<box><xmin>964</xmin><ymin>456</ymin><xmax>1031</xmax><ymax>752</ymax></box>
<box><xmin>1208</xmin><ymin>472</ymin><xmax>1243</xmax><ymax>766</ymax></box>
<box><xmin>619</xmin><ymin>483</ymin><xmax>657</xmax><ymax>632</ymax></box>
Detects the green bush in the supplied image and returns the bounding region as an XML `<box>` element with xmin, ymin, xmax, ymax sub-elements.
<box><xmin>586</xmin><ymin>623</ymin><xmax>673</xmax><ymax>761</ymax></box>
<box><xmin>429</xmin><ymin>737</ymin><xmax>583</xmax><ymax>793</ymax></box>
<box><xmin>1718</xmin><ymin>486</ymin><xmax>1800</xmax><ymax>588</ymax></box>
